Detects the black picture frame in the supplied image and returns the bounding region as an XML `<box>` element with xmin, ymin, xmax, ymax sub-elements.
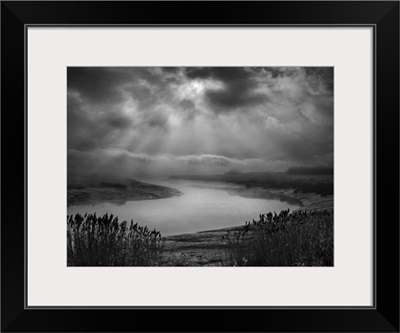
<box><xmin>2</xmin><ymin>1</ymin><xmax>399</xmax><ymax>332</ymax></box>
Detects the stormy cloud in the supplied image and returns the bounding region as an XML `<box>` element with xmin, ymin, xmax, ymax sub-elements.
<box><xmin>67</xmin><ymin>67</ymin><xmax>333</xmax><ymax>182</ymax></box>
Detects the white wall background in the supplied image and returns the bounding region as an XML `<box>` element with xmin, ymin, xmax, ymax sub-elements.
<box><xmin>28</xmin><ymin>27</ymin><xmax>373</xmax><ymax>306</ymax></box>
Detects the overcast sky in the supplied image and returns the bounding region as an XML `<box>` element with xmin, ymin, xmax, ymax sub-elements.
<box><xmin>67</xmin><ymin>67</ymin><xmax>333</xmax><ymax>181</ymax></box>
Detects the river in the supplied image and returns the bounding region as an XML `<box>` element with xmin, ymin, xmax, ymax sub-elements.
<box><xmin>67</xmin><ymin>179</ymin><xmax>300</xmax><ymax>236</ymax></box>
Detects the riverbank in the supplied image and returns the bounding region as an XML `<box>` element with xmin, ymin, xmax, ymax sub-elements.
<box><xmin>162</xmin><ymin>191</ymin><xmax>333</xmax><ymax>266</ymax></box>
<box><xmin>67</xmin><ymin>194</ymin><xmax>333</xmax><ymax>266</ymax></box>
<box><xmin>67</xmin><ymin>179</ymin><xmax>182</xmax><ymax>207</ymax></box>
<box><xmin>67</xmin><ymin>177</ymin><xmax>333</xmax><ymax>266</ymax></box>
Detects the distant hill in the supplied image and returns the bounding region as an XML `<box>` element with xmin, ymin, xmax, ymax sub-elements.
<box><xmin>224</xmin><ymin>170</ymin><xmax>242</xmax><ymax>175</ymax></box>
<box><xmin>171</xmin><ymin>170</ymin><xmax>333</xmax><ymax>197</ymax></box>
<box><xmin>286</xmin><ymin>167</ymin><xmax>333</xmax><ymax>175</ymax></box>
<box><xmin>67</xmin><ymin>179</ymin><xmax>181</xmax><ymax>206</ymax></box>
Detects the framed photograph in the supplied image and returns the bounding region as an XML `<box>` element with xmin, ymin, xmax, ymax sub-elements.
<box><xmin>2</xmin><ymin>1</ymin><xmax>399</xmax><ymax>332</ymax></box>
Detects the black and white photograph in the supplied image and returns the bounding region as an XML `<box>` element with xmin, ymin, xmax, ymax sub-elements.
<box><xmin>67</xmin><ymin>66</ymin><xmax>334</xmax><ymax>267</ymax></box>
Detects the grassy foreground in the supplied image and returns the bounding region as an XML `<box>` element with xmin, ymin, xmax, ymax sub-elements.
<box><xmin>67</xmin><ymin>210</ymin><xmax>333</xmax><ymax>266</ymax></box>
<box><xmin>67</xmin><ymin>213</ymin><xmax>164</xmax><ymax>266</ymax></box>
<box><xmin>223</xmin><ymin>209</ymin><xmax>333</xmax><ymax>266</ymax></box>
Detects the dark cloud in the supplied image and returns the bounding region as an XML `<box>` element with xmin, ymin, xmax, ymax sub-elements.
<box><xmin>305</xmin><ymin>67</ymin><xmax>334</xmax><ymax>92</ymax></box>
<box><xmin>262</xmin><ymin>67</ymin><xmax>334</xmax><ymax>94</ymax></box>
<box><xmin>67</xmin><ymin>67</ymin><xmax>132</xmax><ymax>105</ymax></box>
<box><xmin>262</xmin><ymin>67</ymin><xmax>284</xmax><ymax>78</ymax></box>
<box><xmin>124</xmin><ymin>84</ymin><xmax>155</xmax><ymax>109</ymax></box>
<box><xmin>104</xmin><ymin>112</ymin><xmax>133</xmax><ymax>129</ymax></box>
<box><xmin>67</xmin><ymin>67</ymin><xmax>334</xmax><ymax>180</ymax></box>
<box><xmin>145</xmin><ymin>112</ymin><xmax>169</xmax><ymax>129</ymax></box>
<box><xmin>67</xmin><ymin>92</ymin><xmax>133</xmax><ymax>151</ymax></box>
<box><xmin>185</xmin><ymin>67</ymin><xmax>268</xmax><ymax>112</ymax></box>
<box><xmin>206</xmin><ymin>85</ymin><xmax>266</xmax><ymax>111</ymax></box>
<box><xmin>184</xmin><ymin>67</ymin><xmax>214</xmax><ymax>80</ymax></box>
<box><xmin>161</xmin><ymin>67</ymin><xmax>182</xmax><ymax>74</ymax></box>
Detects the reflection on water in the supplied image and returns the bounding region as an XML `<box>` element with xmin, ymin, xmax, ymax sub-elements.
<box><xmin>67</xmin><ymin>179</ymin><xmax>300</xmax><ymax>236</ymax></box>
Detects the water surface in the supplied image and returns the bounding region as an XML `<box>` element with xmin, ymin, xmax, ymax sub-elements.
<box><xmin>67</xmin><ymin>179</ymin><xmax>299</xmax><ymax>236</ymax></box>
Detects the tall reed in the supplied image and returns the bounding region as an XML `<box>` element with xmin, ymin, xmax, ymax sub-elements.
<box><xmin>223</xmin><ymin>209</ymin><xmax>333</xmax><ymax>266</ymax></box>
<box><xmin>67</xmin><ymin>213</ymin><xmax>164</xmax><ymax>266</ymax></box>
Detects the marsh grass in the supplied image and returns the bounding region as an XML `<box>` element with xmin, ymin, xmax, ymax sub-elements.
<box><xmin>223</xmin><ymin>209</ymin><xmax>333</xmax><ymax>266</ymax></box>
<box><xmin>67</xmin><ymin>210</ymin><xmax>333</xmax><ymax>267</ymax></box>
<box><xmin>67</xmin><ymin>213</ymin><xmax>164</xmax><ymax>266</ymax></box>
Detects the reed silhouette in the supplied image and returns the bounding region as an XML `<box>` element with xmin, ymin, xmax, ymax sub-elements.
<box><xmin>223</xmin><ymin>209</ymin><xmax>333</xmax><ymax>266</ymax></box>
<box><xmin>67</xmin><ymin>209</ymin><xmax>333</xmax><ymax>266</ymax></box>
<box><xmin>67</xmin><ymin>213</ymin><xmax>164</xmax><ymax>266</ymax></box>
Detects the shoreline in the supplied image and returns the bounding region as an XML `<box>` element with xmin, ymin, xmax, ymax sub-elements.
<box><xmin>67</xmin><ymin>179</ymin><xmax>333</xmax><ymax>266</ymax></box>
<box><xmin>167</xmin><ymin>189</ymin><xmax>333</xmax><ymax>237</ymax></box>
<box><xmin>161</xmin><ymin>191</ymin><xmax>333</xmax><ymax>266</ymax></box>
<box><xmin>67</xmin><ymin>180</ymin><xmax>182</xmax><ymax>207</ymax></box>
